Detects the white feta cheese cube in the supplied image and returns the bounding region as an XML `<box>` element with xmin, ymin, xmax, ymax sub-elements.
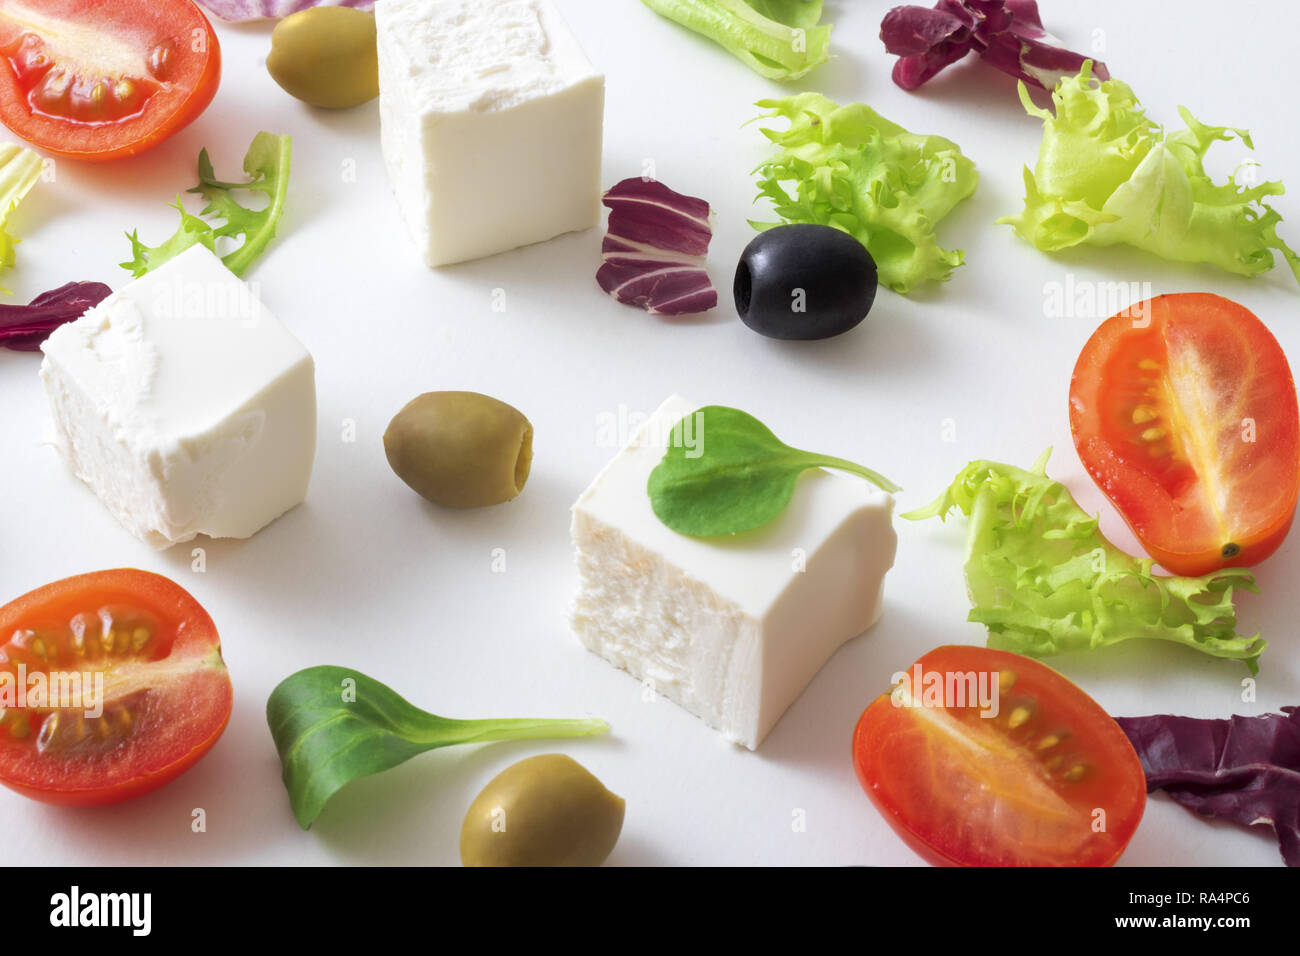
<box><xmin>571</xmin><ymin>396</ymin><xmax>897</xmax><ymax>749</ymax></box>
<box><xmin>39</xmin><ymin>245</ymin><xmax>316</xmax><ymax>549</ymax></box>
<box><xmin>376</xmin><ymin>0</ymin><xmax>604</xmax><ymax>266</ymax></box>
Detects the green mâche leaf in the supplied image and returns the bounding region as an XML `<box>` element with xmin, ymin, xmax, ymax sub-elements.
<box><xmin>648</xmin><ymin>405</ymin><xmax>899</xmax><ymax>537</ymax></box>
<box><xmin>267</xmin><ymin>665</ymin><xmax>610</xmax><ymax>829</ymax></box>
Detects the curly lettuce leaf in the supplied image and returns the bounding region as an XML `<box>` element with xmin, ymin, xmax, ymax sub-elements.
<box><xmin>751</xmin><ymin>93</ymin><xmax>978</xmax><ymax>293</ymax></box>
<box><xmin>642</xmin><ymin>0</ymin><xmax>831</xmax><ymax>81</ymax></box>
<box><xmin>1000</xmin><ymin>64</ymin><xmax>1300</xmax><ymax>285</ymax></box>
<box><xmin>123</xmin><ymin>132</ymin><xmax>292</xmax><ymax>279</ymax></box>
<box><xmin>904</xmin><ymin>451</ymin><xmax>1265</xmax><ymax>672</ymax></box>
<box><xmin>0</xmin><ymin>143</ymin><xmax>43</xmax><ymax>294</ymax></box>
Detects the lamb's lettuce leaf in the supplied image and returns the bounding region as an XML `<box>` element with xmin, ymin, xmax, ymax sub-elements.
<box><xmin>123</xmin><ymin>132</ymin><xmax>292</xmax><ymax>279</ymax></box>
<box><xmin>905</xmin><ymin>452</ymin><xmax>1265</xmax><ymax>672</ymax></box>
<box><xmin>751</xmin><ymin>93</ymin><xmax>978</xmax><ymax>293</ymax></box>
<box><xmin>0</xmin><ymin>144</ymin><xmax>43</xmax><ymax>294</ymax></box>
<box><xmin>268</xmin><ymin>665</ymin><xmax>610</xmax><ymax>828</ymax></box>
<box><xmin>648</xmin><ymin>405</ymin><xmax>899</xmax><ymax>536</ymax></box>
<box><xmin>642</xmin><ymin>0</ymin><xmax>831</xmax><ymax>81</ymax></box>
<box><xmin>1000</xmin><ymin>64</ymin><xmax>1300</xmax><ymax>285</ymax></box>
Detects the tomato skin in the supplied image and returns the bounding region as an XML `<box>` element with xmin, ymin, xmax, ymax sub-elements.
<box><xmin>1070</xmin><ymin>293</ymin><xmax>1300</xmax><ymax>576</ymax></box>
<box><xmin>0</xmin><ymin>569</ymin><xmax>232</xmax><ymax>807</ymax></box>
<box><xmin>852</xmin><ymin>646</ymin><xmax>1146</xmax><ymax>867</ymax></box>
<box><xmin>0</xmin><ymin>672</ymin><xmax>230</xmax><ymax>808</ymax></box>
<box><xmin>852</xmin><ymin>714</ymin><xmax>965</xmax><ymax>868</ymax></box>
<box><xmin>0</xmin><ymin>0</ymin><xmax>221</xmax><ymax>162</ymax></box>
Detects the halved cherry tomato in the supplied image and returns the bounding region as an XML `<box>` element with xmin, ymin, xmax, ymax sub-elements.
<box><xmin>0</xmin><ymin>0</ymin><xmax>221</xmax><ymax>161</ymax></box>
<box><xmin>1070</xmin><ymin>293</ymin><xmax>1300</xmax><ymax>576</ymax></box>
<box><xmin>0</xmin><ymin>569</ymin><xmax>232</xmax><ymax>807</ymax></box>
<box><xmin>852</xmin><ymin>646</ymin><xmax>1145</xmax><ymax>867</ymax></box>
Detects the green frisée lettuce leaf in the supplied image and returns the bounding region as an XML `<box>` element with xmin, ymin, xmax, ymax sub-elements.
<box><xmin>642</xmin><ymin>0</ymin><xmax>831</xmax><ymax>81</ymax></box>
<box><xmin>1000</xmin><ymin>63</ymin><xmax>1300</xmax><ymax>285</ymax></box>
<box><xmin>0</xmin><ymin>143</ymin><xmax>43</xmax><ymax>294</ymax></box>
<box><xmin>903</xmin><ymin>452</ymin><xmax>1265</xmax><ymax>672</ymax></box>
<box><xmin>751</xmin><ymin>93</ymin><xmax>978</xmax><ymax>293</ymax></box>
<box><xmin>123</xmin><ymin>132</ymin><xmax>292</xmax><ymax>279</ymax></box>
<box><xmin>267</xmin><ymin>665</ymin><xmax>610</xmax><ymax>828</ymax></box>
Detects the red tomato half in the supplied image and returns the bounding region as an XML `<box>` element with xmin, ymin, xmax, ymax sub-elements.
<box><xmin>0</xmin><ymin>569</ymin><xmax>232</xmax><ymax>807</ymax></box>
<box><xmin>852</xmin><ymin>646</ymin><xmax>1145</xmax><ymax>867</ymax></box>
<box><xmin>1070</xmin><ymin>293</ymin><xmax>1300</xmax><ymax>576</ymax></box>
<box><xmin>0</xmin><ymin>0</ymin><xmax>221</xmax><ymax>161</ymax></box>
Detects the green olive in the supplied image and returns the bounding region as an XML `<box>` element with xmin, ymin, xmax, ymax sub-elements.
<box><xmin>267</xmin><ymin>7</ymin><xmax>378</xmax><ymax>109</ymax></box>
<box><xmin>383</xmin><ymin>391</ymin><xmax>533</xmax><ymax>508</ymax></box>
<box><xmin>460</xmin><ymin>755</ymin><xmax>625</xmax><ymax>867</ymax></box>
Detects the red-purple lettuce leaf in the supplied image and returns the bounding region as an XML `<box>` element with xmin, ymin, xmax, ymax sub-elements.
<box><xmin>0</xmin><ymin>282</ymin><xmax>112</xmax><ymax>353</ymax></box>
<box><xmin>196</xmin><ymin>0</ymin><xmax>373</xmax><ymax>23</ymax></box>
<box><xmin>597</xmin><ymin>178</ymin><xmax>717</xmax><ymax>316</ymax></box>
<box><xmin>881</xmin><ymin>0</ymin><xmax>1107</xmax><ymax>91</ymax></box>
<box><xmin>1116</xmin><ymin>708</ymin><xmax>1300</xmax><ymax>867</ymax></box>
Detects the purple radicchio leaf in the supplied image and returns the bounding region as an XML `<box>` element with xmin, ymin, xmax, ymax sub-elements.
<box><xmin>1116</xmin><ymin>707</ymin><xmax>1300</xmax><ymax>867</ymax></box>
<box><xmin>597</xmin><ymin>177</ymin><xmax>717</xmax><ymax>317</ymax></box>
<box><xmin>881</xmin><ymin>0</ymin><xmax>1107</xmax><ymax>92</ymax></box>
<box><xmin>0</xmin><ymin>282</ymin><xmax>112</xmax><ymax>353</ymax></box>
<box><xmin>195</xmin><ymin>0</ymin><xmax>373</xmax><ymax>23</ymax></box>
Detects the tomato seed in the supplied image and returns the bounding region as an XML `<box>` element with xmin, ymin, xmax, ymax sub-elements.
<box><xmin>36</xmin><ymin>713</ymin><xmax>58</xmax><ymax>751</ymax></box>
<box><xmin>147</xmin><ymin>42</ymin><xmax>172</xmax><ymax>79</ymax></box>
<box><xmin>1007</xmin><ymin>705</ymin><xmax>1033</xmax><ymax>729</ymax></box>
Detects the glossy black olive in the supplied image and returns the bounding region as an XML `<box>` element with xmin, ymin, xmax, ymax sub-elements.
<box><xmin>733</xmin><ymin>225</ymin><xmax>878</xmax><ymax>340</ymax></box>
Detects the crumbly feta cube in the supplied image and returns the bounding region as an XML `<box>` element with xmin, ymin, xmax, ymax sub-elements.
<box><xmin>571</xmin><ymin>396</ymin><xmax>897</xmax><ymax>749</ymax></box>
<box><xmin>376</xmin><ymin>0</ymin><xmax>604</xmax><ymax>266</ymax></box>
<box><xmin>39</xmin><ymin>245</ymin><xmax>316</xmax><ymax>549</ymax></box>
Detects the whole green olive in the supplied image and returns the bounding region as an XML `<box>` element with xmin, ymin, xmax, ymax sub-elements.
<box><xmin>383</xmin><ymin>391</ymin><xmax>533</xmax><ymax>508</ymax></box>
<box><xmin>460</xmin><ymin>754</ymin><xmax>625</xmax><ymax>867</ymax></box>
<box><xmin>267</xmin><ymin>7</ymin><xmax>379</xmax><ymax>109</ymax></box>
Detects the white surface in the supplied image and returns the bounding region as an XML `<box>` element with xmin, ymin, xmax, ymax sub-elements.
<box><xmin>0</xmin><ymin>0</ymin><xmax>1296</xmax><ymax>866</ymax></box>
<box><xmin>571</xmin><ymin>394</ymin><xmax>896</xmax><ymax>749</ymax></box>
<box><xmin>377</xmin><ymin>0</ymin><xmax>604</xmax><ymax>265</ymax></box>
<box><xmin>39</xmin><ymin>245</ymin><xmax>315</xmax><ymax>548</ymax></box>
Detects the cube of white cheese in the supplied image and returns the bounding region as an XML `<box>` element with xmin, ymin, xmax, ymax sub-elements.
<box><xmin>376</xmin><ymin>0</ymin><xmax>604</xmax><ymax>266</ymax></box>
<box><xmin>571</xmin><ymin>396</ymin><xmax>897</xmax><ymax>749</ymax></box>
<box><xmin>39</xmin><ymin>245</ymin><xmax>316</xmax><ymax>549</ymax></box>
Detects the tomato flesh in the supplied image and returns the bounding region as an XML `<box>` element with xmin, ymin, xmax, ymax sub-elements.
<box><xmin>0</xmin><ymin>0</ymin><xmax>220</xmax><ymax>161</ymax></box>
<box><xmin>852</xmin><ymin>646</ymin><xmax>1145</xmax><ymax>867</ymax></box>
<box><xmin>1070</xmin><ymin>293</ymin><xmax>1300</xmax><ymax>576</ymax></box>
<box><xmin>0</xmin><ymin>569</ymin><xmax>232</xmax><ymax>807</ymax></box>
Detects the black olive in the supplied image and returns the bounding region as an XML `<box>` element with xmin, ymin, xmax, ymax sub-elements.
<box><xmin>733</xmin><ymin>225</ymin><xmax>878</xmax><ymax>340</ymax></box>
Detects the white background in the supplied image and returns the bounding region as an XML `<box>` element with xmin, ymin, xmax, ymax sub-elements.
<box><xmin>1</xmin><ymin>0</ymin><xmax>1296</xmax><ymax>866</ymax></box>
